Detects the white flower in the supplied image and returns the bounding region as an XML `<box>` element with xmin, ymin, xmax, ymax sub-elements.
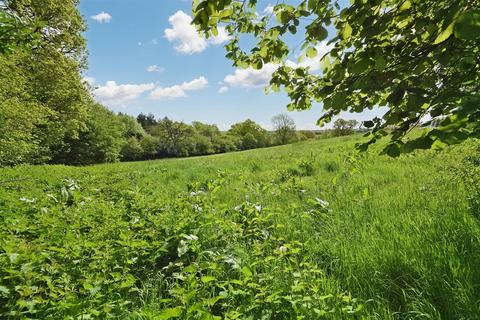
<box><xmin>315</xmin><ymin>197</ymin><xmax>330</xmax><ymax>207</ymax></box>
<box><xmin>192</xmin><ymin>204</ymin><xmax>203</xmax><ymax>212</ymax></box>
<box><xmin>278</xmin><ymin>246</ymin><xmax>288</xmax><ymax>253</ymax></box>
<box><xmin>184</xmin><ymin>234</ymin><xmax>199</xmax><ymax>241</ymax></box>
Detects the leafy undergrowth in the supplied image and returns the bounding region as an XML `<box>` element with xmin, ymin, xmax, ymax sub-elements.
<box><xmin>1</xmin><ymin>135</ymin><xmax>479</xmax><ymax>319</ymax></box>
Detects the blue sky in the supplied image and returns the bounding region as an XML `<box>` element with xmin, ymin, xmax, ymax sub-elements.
<box><xmin>80</xmin><ymin>0</ymin><xmax>381</xmax><ymax>130</ymax></box>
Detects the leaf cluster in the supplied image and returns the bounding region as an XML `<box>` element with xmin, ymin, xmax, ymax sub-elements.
<box><xmin>192</xmin><ymin>0</ymin><xmax>480</xmax><ymax>155</ymax></box>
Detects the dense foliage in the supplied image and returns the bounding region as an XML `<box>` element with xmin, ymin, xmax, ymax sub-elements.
<box><xmin>0</xmin><ymin>6</ymin><xmax>41</xmax><ymax>54</ymax></box>
<box><xmin>0</xmin><ymin>0</ymin><xmax>111</xmax><ymax>166</ymax></box>
<box><xmin>191</xmin><ymin>0</ymin><xmax>480</xmax><ymax>156</ymax></box>
<box><xmin>132</xmin><ymin>114</ymin><xmax>315</xmax><ymax>160</ymax></box>
<box><xmin>1</xmin><ymin>136</ymin><xmax>479</xmax><ymax>318</ymax></box>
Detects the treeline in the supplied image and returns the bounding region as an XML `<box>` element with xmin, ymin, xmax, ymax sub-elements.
<box><xmin>119</xmin><ymin>113</ymin><xmax>317</xmax><ymax>162</ymax></box>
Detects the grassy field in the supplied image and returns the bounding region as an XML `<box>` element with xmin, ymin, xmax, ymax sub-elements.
<box><xmin>1</xmin><ymin>135</ymin><xmax>479</xmax><ymax>319</ymax></box>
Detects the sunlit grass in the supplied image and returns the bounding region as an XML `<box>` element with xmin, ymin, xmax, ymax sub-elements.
<box><xmin>1</xmin><ymin>135</ymin><xmax>479</xmax><ymax>319</ymax></box>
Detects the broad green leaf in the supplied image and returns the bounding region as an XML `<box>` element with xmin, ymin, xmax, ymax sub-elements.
<box><xmin>454</xmin><ymin>11</ymin><xmax>480</xmax><ymax>40</ymax></box>
<box><xmin>241</xmin><ymin>266</ymin><xmax>252</xmax><ymax>277</ymax></box>
<box><xmin>342</xmin><ymin>23</ymin><xmax>353</xmax><ymax>40</ymax></box>
<box><xmin>383</xmin><ymin>142</ymin><xmax>401</xmax><ymax>157</ymax></box>
<box><xmin>434</xmin><ymin>22</ymin><xmax>454</xmax><ymax>44</ymax></box>
<box><xmin>306</xmin><ymin>46</ymin><xmax>317</xmax><ymax>58</ymax></box>
<box><xmin>374</xmin><ymin>55</ymin><xmax>387</xmax><ymax>71</ymax></box>
<box><xmin>218</xmin><ymin>8</ymin><xmax>233</xmax><ymax>19</ymax></box>
<box><xmin>201</xmin><ymin>276</ymin><xmax>217</xmax><ymax>283</ymax></box>
<box><xmin>399</xmin><ymin>0</ymin><xmax>412</xmax><ymax>11</ymax></box>
<box><xmin>120</xmin><ymin>274</ymin><xmax>136</xmax><ymax>288</ymax></box>
<box><xmin>363</xmin><ymin>121</ymin><xmax>375</xmax><ymax>128</ymax></box>
<box><xmin>350</xmin><ymin>57</ymin><xmax>370</xmax><ymax>74</ymax></box>
<box><xmin>0</xmin><ymin>286</ymin><xmax>10</xmax><ymax>296</ymax></box>
<box><xmin>158</xmin><ymin>307</ymin><xmax>183</xmax><ymax>319</ymax></box>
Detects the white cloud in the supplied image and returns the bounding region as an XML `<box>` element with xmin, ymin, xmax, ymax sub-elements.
<box><xmin>218</xmin><ymin>86</ymin><xmax>229</xmax><ymax>94</ymax></box>
<box><xmin>83</xmin><ymin>76</ymin><xmax>96</xmax><ymax>85</ymax></box>
<box><xmin>146</xmin><ymin>65</ymin><xmax>165</xmax><ymax>73</ymax></box>
<box><xmin>263</xmin><ymin>5</ymin><xmax>275</xmax><ymax>14</ymax></box>
<box><xmin>91</xmin><ymin>12</ymin><xmax>112</xmax><ymax>24</ymax></box>
<box><xmin>180</xmin><ymin>77</ymin><xmax>209</xmax><ymax>90</ymax></box>
<box><xmin>164</xmin><ymin>11</ymin><xmax>207</xmax><ymax>54</ymax></box>
<box><xmin>286</xmin><ymin>41</ymin><xmax>334</xmax><ymax>71</ymax></box>
<box><xmin>164</xmin><ymin>11</ymin><xmax>231</xmax><ymax>54</ymax></box>
<box><xmin>150</xmin><ymin>76</ymin><xmax>208</xmax><ymax>100</ymax></box>
<box><xmin>93</xmin><ymin>81</ymin><xmax>155</xmax><ymax>105</ymax></box>
<box><xmin>210</xmin><ymin>27</ymin><xmax>231</xmax><ymax>45</ymax></box>
<box><xmin>224</xmin><ymin>63</ymin><xmax>278</xmax><ymax>88</ymax></box>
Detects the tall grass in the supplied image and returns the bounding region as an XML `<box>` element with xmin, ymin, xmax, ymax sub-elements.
<box><xmin>1</xmin><ymin>135</ymin><xmax>479</xmax><ymax>319</ymax></box>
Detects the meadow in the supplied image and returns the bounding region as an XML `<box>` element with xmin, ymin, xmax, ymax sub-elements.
<box><xmin>1</xmin><ymin>135</ymin><xmax>479</xmax><ymax>319</ymax></box>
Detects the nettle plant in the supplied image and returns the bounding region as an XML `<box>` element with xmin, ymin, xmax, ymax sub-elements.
<box><xmin>191</xmin><ymin>0</ymin><xmax>480</xmax><ymax>156</ymax></box>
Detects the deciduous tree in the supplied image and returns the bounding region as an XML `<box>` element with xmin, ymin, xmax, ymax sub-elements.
<box><xmin>272</xmin><ymin>113</ymin><xmax>296</xmax><ymax>144</ymax></box>
<box><xmin>229</xmin><ymin>119</ymin><xmax>269</xmax><ymax>150</ymax></box>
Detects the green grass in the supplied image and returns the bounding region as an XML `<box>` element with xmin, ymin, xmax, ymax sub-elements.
<box><xmin>1</xmin><ymin>135</ymin><xmax>479</xmax><ymax>319</ymax></box>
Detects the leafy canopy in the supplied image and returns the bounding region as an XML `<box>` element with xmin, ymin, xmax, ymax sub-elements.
<box><xmin>0</xmin><ymin>6</ymin><xmax>42</xmax><ymax>54</ymax></box>
<box><xmin>191</xmin><ymin>0</ymin><xmax>480</xmax><ymax>156</ymax></box>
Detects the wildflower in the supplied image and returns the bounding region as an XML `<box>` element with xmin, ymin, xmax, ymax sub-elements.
<box><xmin>278</xmin><ymin>245</ymin><xmax>288</xmax><ymax>253</ymax></box>
<box><xmin>184</xmin><ymin>234</ymin><xmax>198</xmax><ymax>241</ymax></box>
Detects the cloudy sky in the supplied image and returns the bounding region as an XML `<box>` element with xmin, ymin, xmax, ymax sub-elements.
<box><xmin>80</xmin><ymin>0</ymin><xmax>380</xmax><ymax>130</ymax></box>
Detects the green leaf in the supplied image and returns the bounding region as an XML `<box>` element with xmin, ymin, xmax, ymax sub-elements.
<box><xmin>241</xmin><ymin>266</ymin><xmax>252</xmax><ymax>277</ymax></box>
<box><xmin>454</xmin><ymin>11</ymin><xmax>480</xmax><ymax>40</ymax></box>
<box><xmin>402</xmin><ymin>136</ymin><xmax>434</xmax><ymax>152</ymax></box>
<box><xmin>306</xmin><ymin>46</ymin><xmax>317</xmax><ymax>58</ymax></box>
<box><xmin>399</xmin><ymin>0</ymin><xmax>412</xmax><ymax>11</ymax></box>
<box><xmin>307</xmin><ymin>25</ymin><xmax>328</xmax><ymax>41</ymax></box>
<box><xmin>363</xmin><ymin>121</ymin><xmax>374</xmax><ymax>128</ymax></box>
<box><xmin>201</xmin><ymin>276</ymin><xmax>217</xmax><ymax>283</ymax></box>
<box><xmin>388</xmin><ymin>88</ymin><xmax>405</xmax><ymax>106</ymax></box>
<box><xmin>374</xmin><ymin>55</ymin><xmax>387</xmax><ymax>71</ymax></box>
<box><xmin>253</xmin><ymin>59</ymin><xmax>263</xmax><ymax>70</ymax></box>
<box><xmin>158</xmin><ymin>307</ymin><xmax>183</xmax><ymax>319</ymax></box>
<box><xmin>120</xmin><ymin>274</ymin><xmax>136</xmax><ymax>288</ymax></box>
<box><xmin>218</xmin><ymin>8</ymin><xmax>233</xmax><ymax>19</ymax></box>
<box><xmin>350</xmin><ymin>57</ymin><xmax>370</xmax><ymax>74</ymax></box>
<box><xmin>383</xmin><ymin>143</ymin><xmax>401</xmax><ymax>157</ymax></box>
<box><xmin>342</xmin><ymin>23</ymin><xmax>352</xmax><ymax>40</ymax></box>
<box><xmin>434</xmin><ymin>22</ymin><xmax>454</xmax><ymax>44</ymax></box>
<box><xmin>0</xmin><ymin>286</ymin><xmax>10</xmax><ymax>296</ymax></box>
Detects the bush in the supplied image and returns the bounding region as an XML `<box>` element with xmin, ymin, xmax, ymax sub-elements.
<box><xmin>121</xmin><ymin>137</ymin><xmax>144</xmax><ymax>161</ymax></box>
<box><xmin>140</xmin><ymin>135</ymin><xmax>160</xmax><ymax>159</ymax></box>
